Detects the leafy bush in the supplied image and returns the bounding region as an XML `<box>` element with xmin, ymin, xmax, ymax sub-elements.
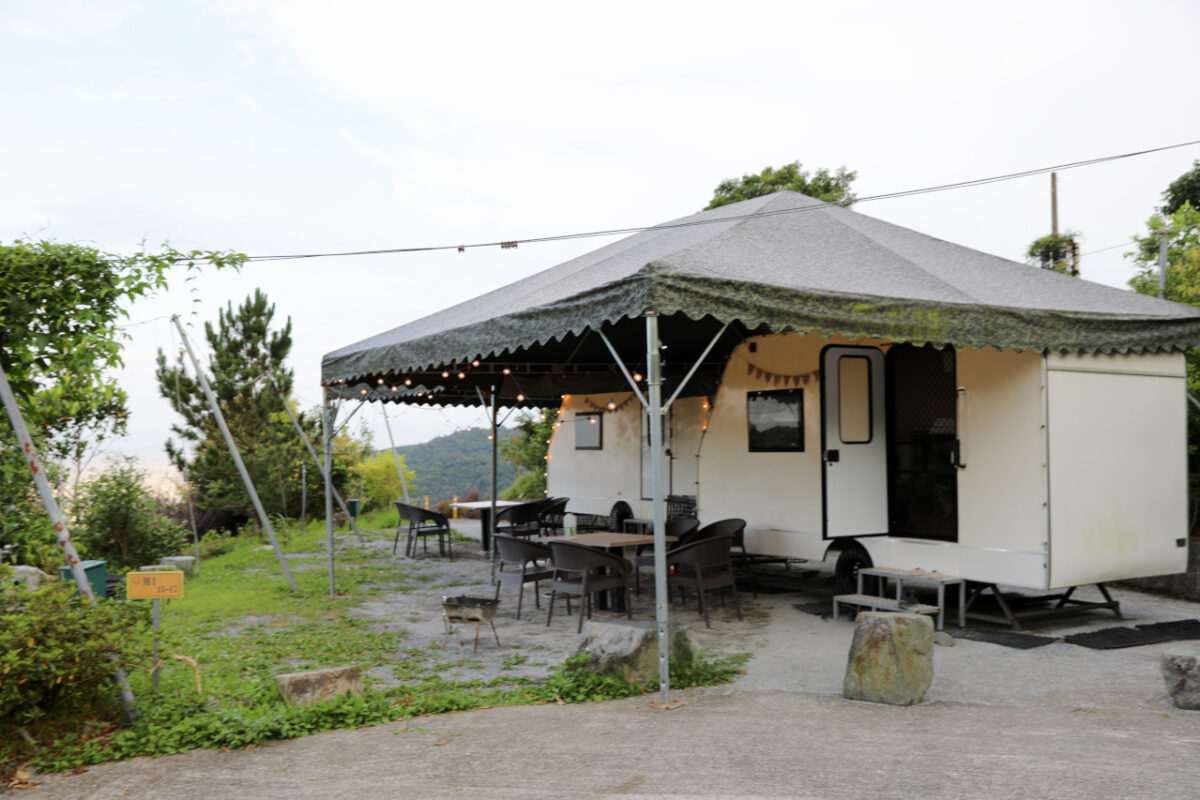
<box><xmin>72</xmin><ymin>458</ymin><xmax>186</xmax><ymax>571</ymax></box>
<box><xmin>199</xmin><ymin>531</ymin><xmax>235</xmax><ymax>558</ymax></box>
<box><xmin>0</xmin><ymin>566</ymin><xmax>149</xmax><ymax>729</ymax></box>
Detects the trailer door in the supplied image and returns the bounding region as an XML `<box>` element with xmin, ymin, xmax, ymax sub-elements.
<box><xmin>822</xmin><ymin>346</ymin><xmax>888</xmax><ymax>538</ymax></box>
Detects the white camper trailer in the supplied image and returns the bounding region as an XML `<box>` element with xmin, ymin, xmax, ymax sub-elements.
<box><xmin>323</xmin><ymin>190</ymin><xmax>1200</xmax><ymax>623</ymax></box>
<box><xmin>548</xmin><ymin>334</ymin><xmax>1189</xmax><ymax>598</ymax></box>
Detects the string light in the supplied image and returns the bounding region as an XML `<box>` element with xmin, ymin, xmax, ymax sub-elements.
<box><xmin>457</xmin><ymin>371</ymin><xmax>466</xmax><ymax>379</ymax></box>
<box><xmin>633</xmin><ymin>373</ymin><xmax>643</xmax><ymax>382</ymax></box>
<box><xmin>516</xmin><ymin>393</ymin><xmax>526</xmax><ymax>402</ymax></box>
<box><xmin>472</xmin><ymin>360</ymin><xmax>480</xmax><ymax>367</ymax></box>
<box><xmin>404</xmin><ymin>378</ymin><xmax>413</xmax><ymax>386</ymax></box>
<box><xmin>441</xmin><ymin>370</ymin><xmax>450</xmax><ymax>378</ymax></box>
<box><xmin>503</xmin><ymin>368</ymin><xmax>512</xmax><ymax>375</ymax></box>
<box><xmin>376</xmin><ymin>378</ymin><xmax>384</xmax><ymax>385</ymax></box>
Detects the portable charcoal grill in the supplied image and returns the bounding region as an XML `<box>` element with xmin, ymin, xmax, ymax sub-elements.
<box><xmin>441</xmin><ymin>595</ymin><xmax>501</xmax><ymax>653</ymax></box>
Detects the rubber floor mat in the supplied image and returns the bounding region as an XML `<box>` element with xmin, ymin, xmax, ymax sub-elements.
<box><xmin>946</xmin><ymin>627</ymin><xmax>1058</xmax><ymax>649</ymax></box>
<box><xmin>1063</xmin><ymin>619</ymin><xmax>1200</xmax><ymax>649</ymax></box>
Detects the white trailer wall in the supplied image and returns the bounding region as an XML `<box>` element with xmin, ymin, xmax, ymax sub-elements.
<box><xmin>1046</xmin><ymin>352</ymin><xmax>1189</xmax><ymax>588</ymax></box>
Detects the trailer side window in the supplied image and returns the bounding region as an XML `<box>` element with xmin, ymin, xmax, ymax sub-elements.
<box><xmin>839</xmin><ymin>356</ymin><xmax>872</xmax><ymax>444</ymax></box>
<box><xmin>747</xmin><ymin>389</ymin><xmax>804</xmax><ymax>452</ymax></box>
<box><xmin>575</xmin><ymin>412</ymin><xmax>603</xmax><ymax>450</ymax></box>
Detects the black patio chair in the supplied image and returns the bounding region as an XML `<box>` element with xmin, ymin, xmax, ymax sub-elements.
<box><xmin>666</xmin><ymin>534</ymin><xmax>742</xmax><ymax>628</ymax></box>
<box><xmin>493</xmin><ymin>534</ymin><xmax>554</xmax><ymax>620</ymax></box>
<box><xmin>546</xmin><ymin>539</ymin><xmax>632</xmax><ymax>633</ymax></box>
<box><xmin>393</xmin><ymin>501</ymin><xmax>453</xmax><ymax>560</ymax></box>
<box><xmin>633</xmin><ymin>516</ymin><xmax>701</xmax><ymax>595</ymax></box>
<box><xmin>537</xmin><ymin>497</ymin><xmax>569</xmax><ymax>537</ymax></box>
<box><xmin>495</xmin><ymin>501</ymin><xmax>544</xmax><ymax>539</ymax></box>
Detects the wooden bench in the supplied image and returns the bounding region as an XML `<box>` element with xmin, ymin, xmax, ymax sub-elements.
<box><xmin>832</xmin><ymin>593</ymin><xmax>940</xmax><ymax>622</ymax></box>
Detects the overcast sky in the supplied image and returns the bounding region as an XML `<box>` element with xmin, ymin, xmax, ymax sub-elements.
<box><xmin>4</xmin><ymin>0</ymin><xmax>1200</xmax><ymax>485</ymax></box>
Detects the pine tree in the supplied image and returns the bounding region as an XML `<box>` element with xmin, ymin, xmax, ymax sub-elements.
<box><xmin>156</xmin><ymin>289</ymin><xmax>320</xmax><ymax>531</ymax></box>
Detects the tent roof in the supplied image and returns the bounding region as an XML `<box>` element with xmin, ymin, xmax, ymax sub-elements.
<box><xmin>323</xmin><ymin>191</ymin><xmax>1200</xmax><ymax>398</ymax></box>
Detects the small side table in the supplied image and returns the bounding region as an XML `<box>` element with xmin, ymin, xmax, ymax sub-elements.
<box><xmin>857</xmin><ymin>567</ymin><xmax>966</xmax><ymax>630</ymax></box>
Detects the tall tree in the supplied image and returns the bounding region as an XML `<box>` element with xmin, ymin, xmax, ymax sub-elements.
<box><xmin>1128</xmin><ymin>201</ymin><xmax>1200</xmax><ymax>531</ymax></box>
<box><xmin>1164</xmin><ymin>160</ymin><xmax>1200</xmax><ymax>216</ymax></box>
<box><xmin>0</xmin><ymin>239</ymin><xmax>242</xmax><ymax>562</ymax></box>
<box><xmin>156</xmin><ymin>289</ymin><xmax>322</xmax><ymax>531</ymax></box>
<box><xmin>705</xmin><ymin>161</ymin><xmax>856</xmax><ymax>210</ymax></box>
<box><xmin>501</xmin><ymin>409</ymin><xmax>558</xmax><ymax>499</ymax></box>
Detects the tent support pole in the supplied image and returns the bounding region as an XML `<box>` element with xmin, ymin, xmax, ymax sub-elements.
<box><xmin>381</xmin><ymin>404</ymin><xmax>411</xmax><ymax>504</ymax></box>
<box><xmin>662</xmin><ymin>321</ymin><xmax>730</xmax><ymax>411</ymax></box>
<box><xmin>0</xmin><ymin>356</ymin><xmax>139</xmax><ymax>723</ymax></box>
<box><xmin>476</xmin><ymin>385</ymin><xmax>500</xmax><ymax>580</ymax></box>
<box><xmin>268</xmin><ymin>374</ymin><xmax>365</xmax><ymax>544</ymax></box>
<box><xmin>171</xmin><ymin>316</ymin><xmax>298</xmax><ymax>593</ymax></box>
<box><xmin>645</xmin><ymin>312</ymin><xmax>671</xmax><ymax>706</ymax></box>
<box><xmin>598</xmin><ymin>330</ymin><xmax>649</xmax><ymax>411</ymax></box>
<box><xmin>322</xmin><ymin>385</ymin><xmax>335</xmax><ymax>597</ymax></box>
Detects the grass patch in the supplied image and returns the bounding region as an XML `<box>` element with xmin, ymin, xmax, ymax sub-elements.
<box><xmin>3</xmin><ymin>521</ymin><xmax>746</xmax><ymax>776</ymax></box>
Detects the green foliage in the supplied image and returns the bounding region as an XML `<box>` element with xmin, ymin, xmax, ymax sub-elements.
<box><xmin>0</xmin><ymin>240</ymin><xmax>242</xmax><ymax>565</ymax></box>
<box><xmin>350</xmin><ymin>452</ymin><xmax>416</xmax><ymax>511</ymax></box>
<box><xmin>1128</xmin><ymin>203</ymin><xmax>1200</xmax><ymax>531</ymax></box>
<box><xmin>1026</xmin><ymin>231</ymin><xmax>1080</xmax><ymax>276</ymax></box>
<box><xmin>0</xmin><ymin>568</ymin><xmax>150</xmax><ymax>730</ymax></box>
<box><xmin>705</xmin><ymin>161</ymin><xmax>857</xmax><ymax>210</ymax></box>
<box><xmin>1164</xmin><ymin>160</ymin><xmax>1200</xmax><ymax>216</ymax></box>
<box><xmin>391</xmin><ymin>427</ymin><xmax>517</xmax><ymax>504</ymax></box>
<box><xmin>72</xmin><ymin>458</ymin><xmax>186</xmax><ymax>572</ymax></box>
<box><xmin>500</xmin><ymin>409</ymin><xmax>557</xmax><ymax>499</ymax></box>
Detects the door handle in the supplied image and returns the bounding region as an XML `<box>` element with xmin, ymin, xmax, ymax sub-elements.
<box><xmin>950</xmin><ymin>440</ymin><xmax>966</xmax><ymax>470</ymax></box>
<box><xmin>825</xmin><ymin>449</ymin><xmax>840</xmax><ymax>463</ymax></box>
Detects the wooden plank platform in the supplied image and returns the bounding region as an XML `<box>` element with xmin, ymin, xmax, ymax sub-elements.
<box><xmin>832</xmin><ymin>593</ymin><xmax>940</xmax><ymax>623</ymax></box>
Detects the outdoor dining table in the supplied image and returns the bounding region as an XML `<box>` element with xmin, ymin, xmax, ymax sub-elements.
<box><xmin>537</xmin><ymin>532</ymin><xmax>678</xmax><ymax>612</ymax></box>
<box><xmin>449</xmin><ymin>499</ymin><xmax>523</xmax><ymax>551</ymax></box>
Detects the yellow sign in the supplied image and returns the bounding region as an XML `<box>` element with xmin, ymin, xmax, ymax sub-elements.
<box><xmin>127</xmin><ymin>570</ymin><xmax>184</xmax><ymax>600</ymax></box>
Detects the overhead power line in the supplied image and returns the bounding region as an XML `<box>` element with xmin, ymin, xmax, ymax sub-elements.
<box><xmin>229</xmin><ymin>137</ymin><xmax>1197</xmax><ymax>263</ymax></box>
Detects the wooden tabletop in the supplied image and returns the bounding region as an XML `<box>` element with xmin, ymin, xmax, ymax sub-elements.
<box><xmin>449</xmin><ymin>500</ymin><xmax>523</xmax><ymax>510</ymax></box>
<box><xmin>536</xmin><ymin>532</ymin><xmax>679</xmax><ymax>549</ymax></box>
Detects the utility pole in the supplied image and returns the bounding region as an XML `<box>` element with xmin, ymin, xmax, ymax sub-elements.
<box><xmin>1159</xmin><ymin>214</ymin><xmax>1170</xmax><ymax>298</ymax></box>
<box><xmin>1051</xmin><ymin>172</ymin><xmax>1059</xmax><ymax>237</ymax></box>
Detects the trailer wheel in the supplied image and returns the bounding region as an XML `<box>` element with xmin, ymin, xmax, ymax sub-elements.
<box><xmin>609</xmin><ymin>502</ymin><xmax>633</xmax><ymax>532</ymax></box>
<box><xmin>835</xmin><ymin>545</ymin><xmax>874</xmax><ymax>594</ymax></box>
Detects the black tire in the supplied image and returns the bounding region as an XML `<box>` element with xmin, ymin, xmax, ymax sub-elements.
<box><xmin>835</xmin><ymin>546</ymin><xmax>874</xmax><ymax>594</ymax></box>
<box><xmin>609</xmin><ymin>502</ymin><xmax>633</xmax><ymax>532</ymax></box>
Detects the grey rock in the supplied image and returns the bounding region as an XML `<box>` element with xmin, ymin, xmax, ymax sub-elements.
<box><xmin>934</xmin><ymin>631</ymin><xmax>956</xmax><ymax>647</ymax></box>
<box><xmin>8</xmin><ymin>565</ymin><xmax>53</xmax><ymax>590</ymax></box>
<box><xmin>573</xmin><ymin>619</ymin><xmax>692</xmax><ymax>685</ymax></box>
<box><xmin>843</xmin><ymin>612</ymin><xmax>934</xmax><ymax>706</ymax></box>
<box><xmin>161</xmin><ymin>555</ymin><xmax>196</xmax><ymax>576</ymax></box>
<box><xmin>275</xmin><ymin>666</ymin><xmax>363</xmax><ymax>707</ymax></box>
<box><xmin>1161</xmin><ymin>650</ymin><xmax>1200</xmax><ymax>710</ymax></box>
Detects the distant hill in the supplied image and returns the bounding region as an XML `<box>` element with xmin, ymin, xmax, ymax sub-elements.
<box><xmin>389</xmin><ymin>427</ymin><xmax>518</xmax><ymax>504</ymax></box>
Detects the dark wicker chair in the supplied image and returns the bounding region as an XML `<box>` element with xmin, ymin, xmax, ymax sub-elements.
<box><xmin>493</xmin><ymin>534</ymin><xmax>554</xmax><ymax>620</ymax></box>
<box><xmin>546</xmin><ymin>540</ymin><xmax>632</xmax><ymax>633</ymax></box>
<box><xmin>393</xmin><ymin>501</ymin><xmax>453</xmax><ymax>559</ymax></box>
<box><xmin>537</xmin><ymin>497</ymin><xmax>569</xmax><ymax>537</ymax></box>
<box><xmin>666</xmin><ymin>534</ymin><xmax>742</xmax><ymax>628</ymax></box>
<box><xmin>495</xmin><ymin>501</ymin><xmax>544</xmax><ymax>539</ymax></box>
<box><xmin>633</xmin><ymin>517</ymin><xmax>700</xmax><ymax>594</ymax></box>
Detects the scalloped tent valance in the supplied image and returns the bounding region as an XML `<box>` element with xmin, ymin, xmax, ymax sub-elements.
<box><xmin>323</xmin><ymin>191</ymin><xmax>1200</xmax><ymax>406</ymax></box>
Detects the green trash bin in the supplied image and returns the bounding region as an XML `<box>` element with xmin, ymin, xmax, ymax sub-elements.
<box><xmin>59</xmin><ymin>560</ymin><xmax>108</xmax><ymax>598</ymax></box>
<box><xmin>347</xmin><ymin>498</ymin><xmax>361</xmax><ymax>518</ymax></box>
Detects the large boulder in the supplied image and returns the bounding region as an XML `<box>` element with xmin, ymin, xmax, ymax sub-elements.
<box><xmin>8</xmin><ymin>565</ymin><xmax>54</xmax><ymax>591</ymax></box>
<box><xmin>843</xmin><ymin>612</ymin><xmax>934</xmax><ymax>706</ymax></box>
<box><xmin>1161</xmin><ymin>649</ymin><xmax>1200</xmax><ymax>710</ymax></box>
<box><xmin>275</xmin><ymin>666</ymin><xmax>363</xmax><ymax>706</ymax></box>
<box><xmin>573</xmin><ymin>619</ymin><xmax>692</xmax><ymax>685</ymax></box>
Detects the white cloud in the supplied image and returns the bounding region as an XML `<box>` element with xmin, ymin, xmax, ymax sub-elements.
<box><xmin>1</xmin><ymin>0</ymin><xmax>140</xmax><ymax>40</ymax></box>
